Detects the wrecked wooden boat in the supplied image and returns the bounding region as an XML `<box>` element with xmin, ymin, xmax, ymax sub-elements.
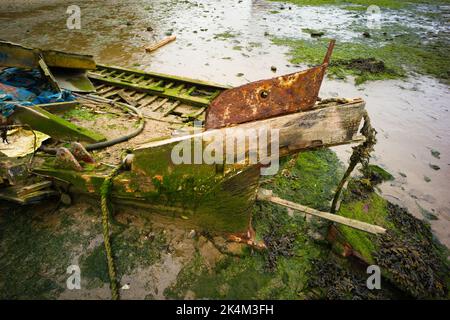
<box><xmin>0</xmin><ymin>40</ymin><xmax>380</xmax><ymax>240</ymax></box>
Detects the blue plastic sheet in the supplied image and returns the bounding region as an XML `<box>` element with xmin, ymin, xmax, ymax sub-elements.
<box><xmin>0</xmin><ymin>68</ymin><xmax>75</xmax><ymax>117</ymax></box>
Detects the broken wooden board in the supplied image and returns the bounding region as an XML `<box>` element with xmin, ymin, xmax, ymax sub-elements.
<box><xmin>134</xmin><ymin>99</ymin><xmax>366</xmax><ymax>168</ymax></box>
<box><xmin>88</xmin><ymin>64</ymin><xmax>227</xmax><ymax>107</ymax></box>
<box><xmin>51</xmin><ymin>68</ymin><xmax>96</xmax><ymax>92</ymax></box>
<box><xmin>12</xmin><ymin>104</ymin><xmax>106</xmax><ymax>143</ymax></box>
<box><xmin>0</xmin><ymin>41</ymin><xmax>96</xmax><ymax>69</ymax></box>
<box><xmin>257</xmin><ymin>188</ymin><xmax>386</xmax><ymax>235</ymax></box>
<box><xmin>0</xmin><ymin>187</ymin><xmax>58</xmax><ymax>204</ymax></box>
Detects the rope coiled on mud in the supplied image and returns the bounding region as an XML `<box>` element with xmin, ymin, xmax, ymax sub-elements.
<box><xmin>330</xmin><ymin>111</ymin><xmax>377</xmax><ymax>213</ymax></box>
<box><xmin>100</xmin><ymin>163</ymin><xmax>124</xmax><ymax>300</ymax></box>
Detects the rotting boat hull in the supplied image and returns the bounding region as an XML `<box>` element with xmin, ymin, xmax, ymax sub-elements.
<box><xmin>32</xmin><ymin>99</ymin><xmax>366</xmax><ymax>235</ymax></box>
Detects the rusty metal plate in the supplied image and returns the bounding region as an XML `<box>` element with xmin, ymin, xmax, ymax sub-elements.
<box><xmin>205</xmin><ymin>40</ymin><xmax>335</xmax><ymax>130</ymax></box>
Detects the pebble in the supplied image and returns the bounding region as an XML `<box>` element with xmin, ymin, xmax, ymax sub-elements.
<box><xmin>188</xmin><ymin>229</ymin><xmax>196</xmax><ymax>238</ymax></box>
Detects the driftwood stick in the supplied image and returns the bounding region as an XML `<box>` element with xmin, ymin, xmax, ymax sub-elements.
<box><xmin>145</xmin><ymin>35</ymin><xmax>176</xmax><ymax>53</ymax></box>
<box><xmin>257</xmin><ymin>188</ymin><xmax>386</xmax><ymax>235</ymax></box>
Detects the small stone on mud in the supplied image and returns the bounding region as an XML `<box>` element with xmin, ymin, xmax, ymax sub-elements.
<box><xmin>308</xmin><ymin>230</ymin><xmax>325</xmax><ymax>241</ymax></box>
<box><xmin>184</xmin><ymin>290</ymin><xmax>196</xmax><ymax>300</ymax></box>
<box><xmin>121</xmin><ymin>283</ymin><xmax>130</xmax><ymax>290</ymax></box>
<box><xmin>431</xmin><ymin>149</ymin><xmax>440</xmax><ymax>159</ymax></box>
<box><xmin>424</xmin><ymin>176</ymin><xmax>431</xmax><ymax>183</ymax></box>
<box><xmin>188</xmin><ymin>229</ymin><xmax>196</xmax><ymax>238</ymax></box>
<box><xmin>429</xmin><ymin>164</ymin><xmax>440</xmax><ymax>171</ymax></box>
<box><xmin>270</xmin><ymin>65</ymin><xmax>277</xmax><ymax>72</ymax></box>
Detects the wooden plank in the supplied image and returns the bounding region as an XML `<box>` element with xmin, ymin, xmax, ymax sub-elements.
<box><xmin>151</xmin><ymin>98</ymin><xmax>169</xmax><ymax>111</ymax></box>
<box><xmin>138</xmin><ymin>95</ymin><xmax>158</xmax><ymax>108</ymax></box>
<box><xmin>145</xmin><ymin>35</ymin><xmax>177</xmax><ymax>52</ymax></box>
<box><xmin>163</xmin><ymin>101</ymin><xmax>181</xmax><ymax>116</ymax></box>
<box><xmin>0</xmin><ymin>40</ymin><xmax>96</xmax><ymax>69</ymax></box>
<box><xmin>135</xmin><ymin>101</ymin><xmax>366</xmax><ymax>162</ymax></box>
<box><xmin>17</xmin><ymin>181</ymin><xmax>53</xmax><ymax>197</ymax></box>
<box><xmin>97</xmin><ymin>86</ymin><xmax>115</xmax><ymax>95</ymax></box>
<box><xmin>42</xmin><ymin>49</ymin><xmax>96</xmax><ymax>70</ymax></box>
<box><xmin>0</xmin><ymin>189</ymin><xmax>58</xmax><ymax>204</ymax></box>
<box><xmin>257</xmin><ymin>188</ymin><xmax>386</xmax><ymax>235</ymax></box>
<box><xmin>102</xmin><ymin>89</ymin><xmax>121</xmax><ymax>98</ymax></box>
<box><xmin>12</xmin><ymin>105</ymin><xmax>106</xmax><ymax>143</ymax></box>
<box><xmin>117</xmin><ymin>90</ymin><xmax>137</xmax><ymax>106</ymax></box>
<box><xmin>134</xmin><ymin>93</ymin><xmax>148</xmax><ymax>101</ymax></box>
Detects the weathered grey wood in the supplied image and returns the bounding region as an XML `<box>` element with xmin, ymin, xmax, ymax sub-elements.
<box><xmin>257</xmin><ymin>188</ymin><xmax>386</xmax><ymax>235</ymax></box>
<box><xmin>135</xmin><ymin>100</ymin><xmax>366</xmax><ymax>164</ymax></box>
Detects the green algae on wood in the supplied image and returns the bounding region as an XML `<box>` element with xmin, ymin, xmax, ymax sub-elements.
<box><xmin>13</xmin><ymin>104</ymin><xmax>106</xmax><ymax>143</ymax></box>
<box><xmin>165</xmin><ymin>150</ymin><xmax>340</xmax><ymax>299</ymax></box>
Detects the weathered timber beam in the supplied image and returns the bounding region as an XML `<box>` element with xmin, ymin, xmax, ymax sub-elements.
<box><xmin>133</xmin><ymin>101</ymin><xmax>366</xmax><ymax>175</ymax></box>
<box><xmin>12</xmin><ymin>105</ymin><xmax>106</xmax><ymax>143</ymax></box>
<box><xmin>0</xmin><ymin>40</ymin><xmax>96</xmax><ymax>69</ymax></box>
<box><xmin>94</xmin><ymin>64</ymin><xmax>229</xmax><ymax>90</ymax></box>
<box><xmin>257</xmin><ymin>188</ymin><xmax>386</xmax><ymax>235</ymax></box>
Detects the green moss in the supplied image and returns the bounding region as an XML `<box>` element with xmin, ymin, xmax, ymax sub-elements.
<box><xmin>343</xmin><ymin>5</ymin><xmax>367</xmax><ymax>11</ymax></box>
<box><xmin>63</xmin><ymin>108</ymin><xmax>99</xmax><ymax>121</ymax></box>
<box><xmin>214</xmin><ymin>31</ymin><xmax>238</xmax><ymax>40</ymax></box>
<box><xmin>166</xmin><ymin>239</ymin><xmax>322</xmax><ymax>300</ymax></box>
<box><xmin>270</xmin><ymin>0</ymin><xmax>450</xmax><ymax>9</ymax></box>
<box><xmin>268</xmin><ymin>149</ymin><xmax>344</xmax><ymax>211</ymax></box>
<box><xmin>365</xmin><ymin>164</ymin><xmax>394</xmax><ymax>183</ymax></box>
<box><xmin>272</xmin><ymin>32</ymin><xmax>450</xmax><ymax>84</ymax></box>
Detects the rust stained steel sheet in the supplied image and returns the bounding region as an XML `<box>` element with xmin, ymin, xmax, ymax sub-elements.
<box><xmin>205</xmin><ymin>40</ymin><xmax>335</xmax><ymax>130</ymax></box>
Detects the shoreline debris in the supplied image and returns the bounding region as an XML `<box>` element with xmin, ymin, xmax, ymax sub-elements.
<box><xmin>145</xmin><ymin>35</ymin><xmax>177</xmax><ymax>53</ymax></box>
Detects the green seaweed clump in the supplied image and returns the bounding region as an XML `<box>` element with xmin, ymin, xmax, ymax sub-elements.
<box><xmin>270</xmin><ymin>0</ymin><xmax>450</xmax><ymax>10</ymax></box>
<box><xmin>374</xmin><ymin>203</ymin><xmax>449</xmax><ymax>299</ymax></box>
<box><xmin>335</xmin><ymin>175</ymin><xmax>450</xmax><ymax>298</ymax></box>
<box><xmin>307</xmin><ymin>259</ymin><xmax>388</xmax><ymax>299</ymax></box>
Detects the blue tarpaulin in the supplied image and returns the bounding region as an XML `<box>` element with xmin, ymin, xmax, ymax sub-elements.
<box><xmin>0</xmin><ymin>67</ymin><xmax>75</xmax><ymax>117</ymax></box>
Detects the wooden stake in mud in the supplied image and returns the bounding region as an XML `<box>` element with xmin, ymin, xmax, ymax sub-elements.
<box><xmin>145</xmin><ymin>35</ymin><xmax>176</xmax><ymax>53</ymax></box>
<box><xmin>257</xmin><ymin>188</ymin><xmax>386</xmax><ymax>235</ymax></box>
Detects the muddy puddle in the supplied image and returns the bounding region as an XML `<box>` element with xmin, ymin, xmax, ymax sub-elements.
<box><xmin>0</xmin><ymin>0</ymin><xmax>449</xmax><ymax>249</ymax></box>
